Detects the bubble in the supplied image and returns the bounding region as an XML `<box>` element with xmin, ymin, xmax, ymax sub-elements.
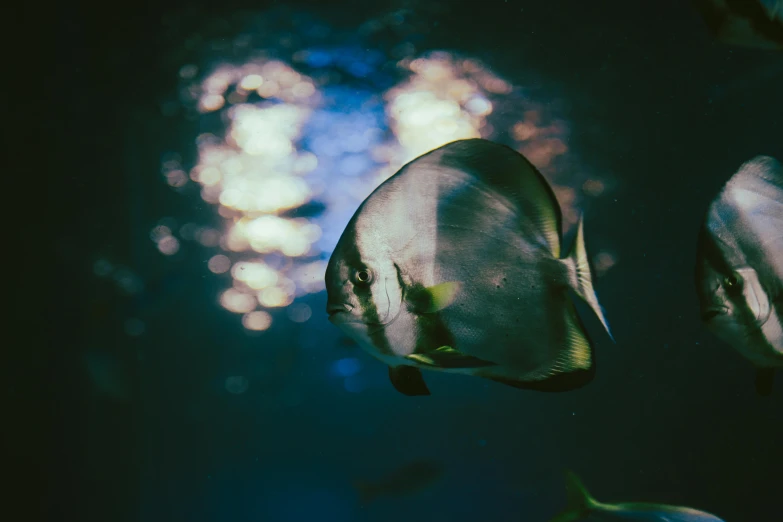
<box><xmin>208</xmin><ymin>254</ymin><xmax>231</xmax><ymax>274</ymax></box>
<box><xmin>583</xmin><ymin>179</ymin><xmax>606</xmax><ymax>197</ymax></box>
<box><xmin>124</xmin><ymin>318</ymin><xmax>146</xmax><ymax>336</ymax></box>
<box><xmin>93</xmin><ymin>259</ymin><xmax>113</xmax><ymax>277</ymax></box>
<box><xmin>157</xmin><ymin>236</ymin><xmax>180</xmax><ymax>255</ymax></box>
<box><xmin>593</xmin><ymin>252</ymin><xmax>617</xmax><ymax>277</ymax></box>
<box><xmin>165</xmin><ymin>169</ymin><xmax>188</xmax><ymax>188</ymax></box>
<box><xmin>150</xmin><ymin>225</ymin><xmax>172</xmax><ymax>242</ymax></box>
<box><xmin>225</xmin><ymin>376</ymin><xmax>249</xmax><ymax>394</ymax></box>
<box><xmin>242</xmin><ymin>310</ymin><xmax>272</xmax><ymax>331</ymax></box>
<box><xmin>332</xmin><ymin>357</ymin><xmax>361</xmax><ymax>378</ymax></box>
<box><xmin>179</xmin><ymin>223</ymin><xmax>198</xmax><ymax>240</ymax></box>
<box><xmin>179</xmin><ymin>64</ymin><xmax>198</xmax><ymax>79</ymax></box>
<box><xmin>220</xmin><ymin>288</ymin><xmax>256</xmax><ymax>313</ymax></box>
<box><xmin>197</xmin><ymin>228</ymin><xmax>221</xmax><ymax>247</ymax></box>
<box><xmin>286</xmin><ymin>303</ymin><xmax>312</xmax><ymax>323</ymax></box>
<box><xmin>113</xmin><ymin>270</ymin><xmax>143</xmax><ymax>294</ymax></box>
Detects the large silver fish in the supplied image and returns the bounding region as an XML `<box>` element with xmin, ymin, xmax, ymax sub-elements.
<box><xmin>695</xmin><ymin>155</ymin><xmax>783</xmax><ymax>396</ymax></box>
<box><xmin>549</xmin><ymin>471</ymin><xmax>725</xmax><ymax>522</ymax></box>
<box><xmin>324</xmin><ymin>139</ymin><xmax>612</xmax><ymax>396</ymax></box>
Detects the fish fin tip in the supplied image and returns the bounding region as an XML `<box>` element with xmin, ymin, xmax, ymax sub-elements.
<box><xmin>562</xmin><ymin>301</ymin><xmax>594</xmax><ymax>371</ymax></box>
<box><xmin>546</xmin><ymin>470</ymin><xmax>596</xmax><ymax>522</ymax></box>
<box><xmin>564</xmin><ymin>470</ymin><xmax>597</xmax><ymax>511</ymax></box>
<box><xmin>388</xmin><ymin>365</ymin><xmax>431</xmax><ymax>396</ymax></box>
<box><xmin>755</xmin><ymin>368</ymin><xmax>775</xmax><ymax>396</ymax></box>
<box><xmin>567</xmin><ymin>215</ymin><xmax>613</xmax><ymax>340</ymax></box>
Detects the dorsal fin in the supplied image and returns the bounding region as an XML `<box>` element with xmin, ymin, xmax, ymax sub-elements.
<box><xmin>432</xmin><ymin>138</ymin><xmax>564</xmax><ymax>257</ymax></box>
<box><xmin>731</xmin><ymin>155</ymin><xmax>783</xmax><ymax>188</ymax></box>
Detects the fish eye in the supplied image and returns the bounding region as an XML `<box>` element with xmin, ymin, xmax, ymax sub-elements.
<box><xmin>723</xmin><ymin>274</ymin><xmax>742</xmax><ymax>291</ymax></box>
<box><xmin>354</xmin><ymin>268</ymin><xmax>373</xmax><ymax>285</ymax></box>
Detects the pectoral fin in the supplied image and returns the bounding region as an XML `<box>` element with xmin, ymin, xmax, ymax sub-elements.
<box><xmin>755</xmin><ymin>368</ymin><xmax>775</xmax><ymax>397</ymax></box>
<box><xmin>388</xmin><ymin>365</ymin><xmax>431</xmax><ymax>396</ymax></box>
<box><xmin>405</xmin><ymin>282</ymin><xmax>462</xmax><ymax>314</ymax></box>
<box><xmin>406</xmin><ymin>345</ymin><xmax>496</xmax><ymax>369</ymax></box>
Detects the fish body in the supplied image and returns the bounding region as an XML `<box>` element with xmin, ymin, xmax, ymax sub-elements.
<box><xmin>549</xmin><ymin>471</ymin><xmax>725</xmax><ymax>522</ymax></box>
<box><xmin>325</xmin><ymin>138</ymin><xmax>612</xmax><ymax>396</ymax></box>
<box><xmin>692</xmin><ymin>0</ymin><xmax>783</xmax><ymax>50</ymax></box>
<box><xmin>695</xmin><ymin>155</ymin><xmax>783</xmax><ymax>395</ymax></box>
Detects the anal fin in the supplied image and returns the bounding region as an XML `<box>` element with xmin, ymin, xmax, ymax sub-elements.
<box><xmin>480</xmin><ymin>301</ymin><xmax>595</xmax><ymax>393</ymax></box>
<box><xmin>406</xmin><ymin>345</ymin><xmax>497</xmax><ymax>369</ymax></box>
<box><xmin>389</xmin><ymin>365</ymin><xmax>431</xmax><ymax>396</ymax></box>
<box><xmin>484</xmin><ymin>370</ymin><xmax>594</xmax><ymax>393</ymax></box>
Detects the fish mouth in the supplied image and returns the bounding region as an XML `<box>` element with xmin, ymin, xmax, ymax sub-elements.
<box><xmin>327</xmin><ymin>302</ymin><xmax>366</xmax><ymax>326</ymax></box>
<box><xmin>327</xmin><ymin>302</ymin><xmax>351</xmax><ymax>316</ymax></box>
<box><xmin>701</xmin><ymin>306</ymin><xmax>728</xmax><ymax>322</ymax></box>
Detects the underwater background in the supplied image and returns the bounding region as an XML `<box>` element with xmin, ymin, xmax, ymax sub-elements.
<box><xmin>27</xmin><ymin>0</ymin><xmax>782</xmax><ymax>521</ymax></box>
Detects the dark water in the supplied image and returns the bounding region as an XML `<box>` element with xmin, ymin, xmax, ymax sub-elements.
<box><xmin>30</xmin><ymin>0</ymin><xmax>782</xmax><ymax>521</ymax></box>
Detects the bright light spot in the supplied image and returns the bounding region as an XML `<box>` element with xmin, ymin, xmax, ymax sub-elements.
<box><xmin>465</xmin><ymin>96</ymin><xmax>492</xmax><ymax>116</ymax></box>
<box><xmin>225</xmin><ymin>375</ymin><xmax>250</xmax><ymax>394</ymax></box>
<box><xmin>208</xmin><ymin>254</ymin><xmax>231</xmax><ymax>274</ymax></box>
<box><xmin>593</xmin><ymin>251</ymin><xmax>617</xmax><ymax>277</ymax></box>
<box><xmin>220</xmin><ymin>288</ymin><xmax>257</xmax><ymax>313</ymax></box>
<box><xmin>286</xmin><ymin>303</ymin><xmax>312</xmax><ymax>323</ymax></box>
<box><xmin>291</xmin><ymin>81</ymin><xmax>316</xmax><ymax>99</ymax></box>
<box><xmin>332</xmin><ymin>357</ymin><xmax>361</xmax><ymax>378</ymax></box>
<box><xmin>226</xmin><ymin>216</ymin><xmax>319</xmax><ymax>256</ymax></box>
<box><xmin>258</xmin><ymin>286</ymin><xmax>293</xmax><ymax>308</ymax></box>
<box><xmin>242</xmin><ymin>310</ymin><xmax>272</xmax><ymax>331</ymax></box>
<box><xmin>512</xmin><ymin>121</ymin><xmax>537</xmax><ymax>141</ymax></box>
<box><xmin>199</xmin><ymin>94</ymin><xmax>225</xmax><ymax>112</ymax></box>
<box><xmin>157</xmin><ymin>235</ymin><xmax>180</xmax><ymax>255</ymax></box>
<box><xmin>239</xmin><ymin>74</ymin><xmax>264</xmax><ymax>90</ymax></box>
<box><xmin>196</xmin><ymin>167</ymin><xmax>221</xmax><ymax>186</ymax></box>
<box><xmin>583</xmin><ymin>179</ymin><xmax>605</xmax><ymax>197</ymax></box>
<box><xmin>232</xmin><ymin>261</ymin><xmax>278</xmax><ymax>289</ymax></box>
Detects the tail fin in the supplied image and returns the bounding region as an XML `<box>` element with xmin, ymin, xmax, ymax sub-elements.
<box><xmin>566</xmin><ymin>216</ymin><xmax>614</xmax><ymax>342</ymax></box>
<box><xmin>548</xmin><ymin>470</ymin><xmax>599</xmax><ymax>522</ymax></box>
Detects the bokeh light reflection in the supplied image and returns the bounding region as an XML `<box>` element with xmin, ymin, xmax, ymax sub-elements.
<box><xmin>161</xmin><ymin>43</ymin><xmax>613</xmax><ymax>330</ymax></box>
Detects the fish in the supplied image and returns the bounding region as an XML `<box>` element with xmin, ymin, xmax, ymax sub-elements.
<box><xmin>353</xmin><ymin>460</ymin><xmax>444</xmax><ymax>503</ymax></box>
<box><xmin>692</xmin><ymin>0</ymin><xmax>783</xmax><ymax>50</ymax></box>
<box><xmin>324</xmin><ymin>138</ymin><xmax>613</xmax><ymax>397</ymax></box>
<box><xmin>695</xmin><ymin>155</ymin><xmax>783</xmax><ymax>396</ymax></box>
<box><xmin>549</xmin><ymin>471</ymin><xmax>726</xmax><ymax>522</ymax></box>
